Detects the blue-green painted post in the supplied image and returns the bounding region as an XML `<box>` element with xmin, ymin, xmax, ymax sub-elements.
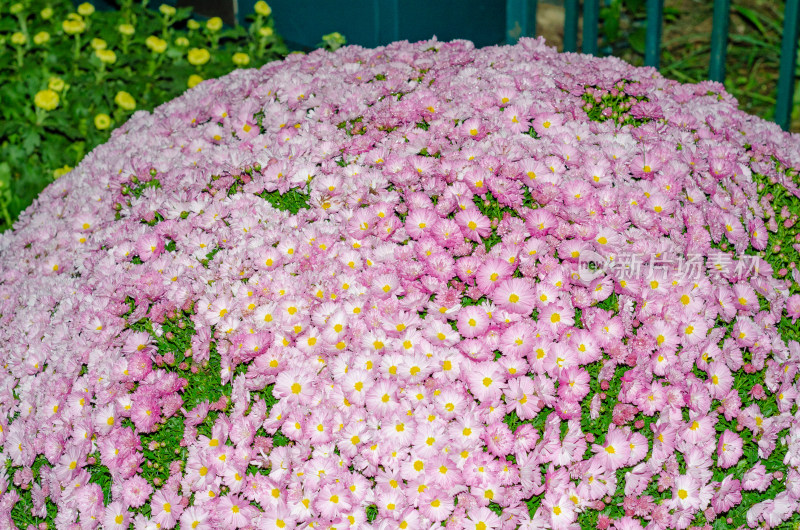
<box><xmin>776</xmin><ymin>0</ymin><xmax>800</xmax><ymax>130</ymax></box>
<box><xmin>564</xmin><ymin>0</ymin><xmax>579</xmax><ymax>52</ymax></box>
<box><xmin>708</xmin><ymin>0</ymin><xmax>730</xmax><ymax>82</ymax></box>
<box><xmin>644</xmin><ymin>0</ymin><xmax>664</xmax><ymax>67</ymax></box>
<box><xmin>506</xmin><ymin>0</ymin><xmax>538</xmax><ymax>44</ymax></box>
<box><xmin>582</xmin><ymin>0</ymin><xmax>599</xmax><ymax>55</ymax></box>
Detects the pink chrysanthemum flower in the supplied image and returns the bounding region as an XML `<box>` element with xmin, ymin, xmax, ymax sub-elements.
<box><xmin>150</xmin><ymin>488</ymin><xmax>183</xmax><ymax>529</ymax></box>
<box><xmin>465</xmin><ymin>505</ymin><xmax>503</xmax><ymax>530</ymax></box>
<box><xmin>592</xmin><ymin>427</ymin><xmax>631</xmax><ymax>470</ymax></box>
<box><xmin>786</xmin><ymin>294</ymin><xmax>800</xmax><ymax>324</ymax></box>
<box><xmin>491</xmin><ymin>278</ymin><xmax>536</xmax><ymax>315</ymax></box>
<box><xmin>483</xmin><ymin>421</ymin><xmax>514</xmax><ymax>457</ymax></box>
<box><xmin>671</xmin><ymin>474</ymin><xmax>700</xmax><ymax>511</ymax></box>
<box><xmin>217</xmin><ymin>494</ymin><xmax>254</xmax><ymax>528</ymax></box>
<box><xmin>455</xmin><ymin>208</ymin><xmax>492</xmax><ymax>242</ymax></box>
<box><xmin>456</xmin><ymin>305</ymin><xmax>490</xmax><ymax>338</ymax></box>
<box><xmin>179</xmin><ymin>505</ymin><xmax>212</xmax><ymax>530</ymax></box>
<box><xmin>717</xmin><ymin>429</ymin><xmax>744</xmax><ymax>468</ymax></box>
<box><xmin>466</xmin><ymin>362</ymin><xmax>507</xmax><ymax>403</ymax></box>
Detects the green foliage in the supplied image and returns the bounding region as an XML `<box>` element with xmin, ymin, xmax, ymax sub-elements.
<box><xmin>257</xmin><ymin>186</ymin><xmax>311</xmax><ymax>214</ymax></box>
<box><xmin>0</xmin><ymin>0</ymin><xmax>289</xmax><ymax>233</ymax></box>
<box><xmin>320</xmin><ymin>31</ymin><xmax>347</xmax><ymax>52</ymax></box>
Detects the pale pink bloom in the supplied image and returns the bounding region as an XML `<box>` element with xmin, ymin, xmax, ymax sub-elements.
<box><xmin>706</xmin><ymin>361</ymin><xmax>734</xmax><ymax>399</ymax></box>
<box><xmin>787</xmin><ymin>294</ymin><xmax>800</xmax><ymax>324</ymax></box>
<box><xmin>457</xmin><ymin>305</ymin><xmax>491</xmax><ymax>338</ymax></box>
<box><xmin>465</xmin><ymin>362</ymin><xmax>507</xmax><ymax>403</ymax></box>
<box><xmin>455</xmin><ymin>208</ymin><xmax>492</xmax><ymax>241</ymax></box>
<box><xmin>476</xmin><ymin>257</ymin><xmax>515</xmax><ymax>294</ymax></box>
<box><xmin>711</xmin><ymin>476</ymin><xmax>742</xmax><ymax>513</ymax></box>
<box><xmin>102</xmin><ymin>501</ymin><xmax>130</xmax><ymax>529</ymax></box>
<box><xmin>557</xmin><ymin>366</ymin><xmax>590</xmax><ymax>402</ymax></box>
<box><xmin>216</xmin><ymin>494</ymin><xmax>253</xmax><ymax>528</ymax></box>
<box><xmin>492</xmin><ymin>278</ymin><xmax>536</xmax><ymax>315</ymax></box>
<box><xmin>717</xmin><ymin>429</ymin><xmax>744</xmax><ymax>469</ymax></box>
<box><xmin>483</xmin><ymin>421</ymin><xmax>514</xmax><ymax>457</ymax></box>
<box><xmin>465</xmin><ymin>506</ymin><xmax>503</xmax><ymax>530</ymax></box>
<box><xmin>273</xmin><ymin>368</ymin><xmax>316</xmax><ymax>405</ymax></box>
<box><xmin>592</xmin><ymin>427</ymin><xmax>630</xmax><ymax>470</ymax></box>
<box><xmin>179</xmin><ymin>506</ymin><xmax>212</xmax><ymax>530</ymax></box>
<box><xmin>742</xmin><ymin>462</ymin><xmax>772</xmax><ymax>492</ymax></box>
<box><xmin>150</xmin><ymin>488</ymin><xmax>183</xmax><ymax>529</ymax></box>
<box><xmin>671</xmin><ymin>474</ymin><xmax>700</xmax><ymax>511</ymax></box>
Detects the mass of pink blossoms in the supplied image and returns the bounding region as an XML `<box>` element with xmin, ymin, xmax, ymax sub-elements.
<box><xmin>1</xmin><ymin>37</ymin><xmax>800</xmax><ymax>529</ymax></box>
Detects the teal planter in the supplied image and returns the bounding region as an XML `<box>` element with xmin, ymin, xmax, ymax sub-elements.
<box><xmin>239</xmin><ymin>0</ymin><xmax>507</xmax><ymax>50</ymax></box>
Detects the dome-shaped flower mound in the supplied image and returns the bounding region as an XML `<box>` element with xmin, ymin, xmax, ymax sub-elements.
<box><xmin>2</xmin><ymin>37</ymin><xmax>800</xmax><ymax>529</ymax></box>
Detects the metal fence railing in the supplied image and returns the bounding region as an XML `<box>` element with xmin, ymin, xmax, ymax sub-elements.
<box><xmin>506</xmin><ymin>0</ymin><xmax>800</xmax><ymax>131</ymax></box>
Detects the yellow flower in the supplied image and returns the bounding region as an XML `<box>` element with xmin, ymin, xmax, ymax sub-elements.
<box><xmin>94</xmin><ymin>113</ymin><xmax>112</xmax><ymax>130</ymax></box>
<box><xmin>34</xmin><ymin>89</ymin><xmax>60</xmax><ymax>111</ymax></box>
<box><xmin>48</xmin><ymin>77</ymin><xmax>65</xmax><ymax>92</ymax></box>
<box><xmin>258</xmin><ymin>26</ymin><xmax>273</xmax><ymax>38</ymax></box>
<box><xmin>10</xmin><ymin>3</ymin><xmax>24</xmax><ymax>14</ymax></box>
<box><xmin>118</xmin><ymin>23</ymin><xmax>135</xmax><ymax>36</ymax></box>
<box><xmin>95</xmin><ymin>49</ymin><xmax>117</xmax><ymax>64</ymax></box>
<box><xmin>187</xmin><ymin>74</ymin><xmax>203</xmax><ymax>88</ymax></box>
<box><xmin>114</xmin><ymin>91</ymin><xmax>136</xmax><ymax>111</ymax></box>
<box><xmin>232</xmin><ymin>52</ymin><xmax>250</xmax><ymax>66</ymax></box>
<box><xmin>187</xmin><ymin>19</ymin><xmax>200</xmax><ymax>30</ymax></box>
<box><xmin>175</xmin><ymin>36</ymin><xmax>189</xmax><ymax>47</ymax></box>
<box><xmin>41</xmin><ymin>7</ymin><xmax>54</xmax><ymax>20</ymax></box>
<box><xmin>33</xmin><ymin>31</ymin><xmax>51</xmax><ymax>45</ymax></box>
<box><xmin>187</xmin><ymin>48</ymin><xmax>210</xmax><ymax>66</ymax></box>
<box><xmin>10</xmin><ymin>32</ymin><xmax>27</xmax><ymax>46</ymax></box>
<box><xmin>254</xmin><ymin>1</ymin><xmax>272</xmax><ymax>16</ymax></box>
<box><xmin>62</xmin><ymin>17</ymin><xmax>87</xmax><ymax>35</ymax></box>
<box><xmin>145</xmin><ymin>35</ymin><xmax>167</xmax><ymax>54</ymax></box>
<box><xmin>90</xmin><ymin>38</ymin><xmax>107</xmax><ymax>50</ymax></box>
<box><xmin>206</xmin><ymin>17</ymin><xmax>223</xmax><ymax>32</ymax></box>
<box><xmin>53</xmin><ymin>165</ymin><xmax>72</xmax><ymax>179</ymax></box>
<box><xmin>77</xmin><ymin>2</ymin><xmax>95</xmax><ymax>16</ymax></box>
<box><xmin>159</xmin><ymin>4</ymin><xmax>177</xmax><ymax>16</ymax></box>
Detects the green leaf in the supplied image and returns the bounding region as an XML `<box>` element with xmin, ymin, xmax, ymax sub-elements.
<box><xmin>629</xmin><ymin>26</ymin><xmax>647</xmax><ymax>54</ymax></box>
<box><xmin>732</xmin><ymin>5</ymin><xmax>767</xmax><ymax>36</ymax></box>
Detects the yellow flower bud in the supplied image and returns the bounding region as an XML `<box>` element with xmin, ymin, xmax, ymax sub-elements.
<box><xmin>41</xmin><ymin>7</ymin><xmax>54</xmax><ymax>19</ymax></box>
<box><xmin>187</xmin><ymin>74</ymin><xmax>204</xmax><ymax>88</ymax></box>
<box><xmin>90</xmin><ymin>38</ymin><xmax>107</xmax><ymax>50</ymax></box>
<box><xmin>62</xmin><ymin>17</ymin><xmax>87</xmax><ymax>35</ymax></box>
<box><xmin>10</xmin><ymin>3</ymin><xmax>24</xmax><ymax>15</ymax></box>
<box><xmin>187</xmin><ymin>19</ymin><xmax>200</xmax><ymax>30</ymax></box>
<box><xmin>77</xmin><ymin>2</ymin><xmax>95</xmax><ymax>16</ymax></box>
<box><xmin>187</xmin><ymin>48</ymin><xmax>211</xmax><ymax>66</ymax></box>
<box><xmin>118</xmin><ymin>23</ymin><xmax>135</xmax><ymax>36</ymax></box>
<box><xmin>34</xmin><ymin>90</ymin><xmax>60</xmax><ymax>111</ymax></box>
<box><xmin>53</xmin><ymin>165</ymin><xmax>73</xmax><ymax>179</ymax></box>
<box><xmin>145</xmin><ymin>35</ymin><xmax>168</xmax><ymax>54</ymax></box>
<box><xmin>10</xmin><ymin>32</ymin><xmax>27</xmax><ymax>46</ymax></box>
<box><xmin>258</xmin><ymin>26</ymin><xmax>274</xmax><ymax>38</ymax></box>
<box><xmin>33</xmin><ymin>31</ymin><xmax>51</xmax><ymax>45</ymax></box>
<box><xmin>48</xmin><ymin>77</ymin><xmax>65</xmax><ymax>92</ymax></box>
<box><xmin>159</xmin><ymin>4</ymin><xmax>177</xmax><ymax>16</ymax></box>
<box><xmin>254</xmin><ymin>1</ymin><xmax>272</xmax><ymax>16</ymax></box>
<box><xmin>174</xmin><ymin>36</ymin><xmax>189</xmax><ymax>47</ymax></box>
<box><xmin>206</xmin><ymin>17</ymin><xmax>223</xmax><ymax>32</ymax></box>
<box><xmin>232</xmin><ymin>52</ymin><xmax>250</xmax><ymax>66</ymax></box>
<box><xmin>95</xmin><ymin>49</ymin><xmax>117</xmax><ymax>64</ymax></box>
<box><xmin>114</xmin><ymin>91</ymin><xmax>136</xmax><ymax>111</ymax></box>
<box><xmin>94</xmin><ymin>113</ymin><xmax>112</xmax><ymax>130</ymax></box>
